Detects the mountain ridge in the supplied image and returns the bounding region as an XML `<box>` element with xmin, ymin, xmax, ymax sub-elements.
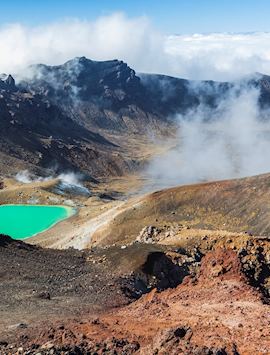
<box><xmin>1</xmin><ymin>57</ymin><xmax>270</xmax><ymax>177</ymax></box>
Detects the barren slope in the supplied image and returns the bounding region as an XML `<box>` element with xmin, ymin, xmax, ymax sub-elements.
<box><xmin>89</xmin><ymin>173</ymin><xmax>270</xmax><ymax>247</ymax></box>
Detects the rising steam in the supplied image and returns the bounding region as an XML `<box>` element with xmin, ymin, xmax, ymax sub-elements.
<box><xmin>15</xmin><ymin>170</ymin><xmax>90</xmax><ymax>196</ymax></box>
<box><xmin>146</xmin><ymin>86</ymin><xmax>270</xmax><ymax>189</ymax></box>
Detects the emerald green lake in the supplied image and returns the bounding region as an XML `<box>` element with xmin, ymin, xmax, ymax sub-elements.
<box><xmin>0</xmin><ymin>205</ymin><xmax>75</xmax><ymax>240</ymax></box>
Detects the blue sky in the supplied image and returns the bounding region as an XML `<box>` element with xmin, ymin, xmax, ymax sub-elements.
<box><xmin>1</xmin><ymin>0</ymin><xmax>270</xmax><ymax>33</ymax></box>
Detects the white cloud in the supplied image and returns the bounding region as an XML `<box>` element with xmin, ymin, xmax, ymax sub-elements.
<box><xmin>1</xmin><ymin>14</ymin><xmax>270</xmax><ymax>81</ymax></box>
<box><xmin>0</xmin><ymin>14</ymin><xmax>164</xmax><ymax>77</ymax></box>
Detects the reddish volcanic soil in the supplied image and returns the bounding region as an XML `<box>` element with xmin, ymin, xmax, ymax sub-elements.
<box><xmin>12</xmin><ymin>249</ymin><xmax>270</xmax><ymax>354</ymax></box>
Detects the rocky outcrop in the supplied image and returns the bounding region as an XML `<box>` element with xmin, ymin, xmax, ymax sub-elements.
<box><xmin>136</xmin><ymin>225</ymin><xmax>163</xmax><ymax>243</ymax></box>
<box><xmin>136</xmin><ymin>224</ymin><xmax>184</xmax><ymax>244</ymax></box>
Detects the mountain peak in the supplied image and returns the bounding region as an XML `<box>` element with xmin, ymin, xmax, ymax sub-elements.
<box><xmin>5</xmin><ymin>74</ymin><xmax>16</xmax><ymax>87</ymax></box>
<box><xmin>62</xmin><ymin>57</ymin><xmax>135</xmax><ymax>82</ymax></box>
<box><xmin>21</xmin><ymin>57</ymin><xmax>141</xmax><ymax>103</ymax></box>
<box><xmin>0</xmin><ymin>74</ymin><xmax>16</xmax><ymax>91</ymax></box>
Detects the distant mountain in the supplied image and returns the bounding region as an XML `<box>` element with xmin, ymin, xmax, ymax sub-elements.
<box><xmin>19</xmin><ymin>57</ymin><xmax>166</xmax><ymax>132</ymax></box>
<box><xmin>19</xmin><ymin>58</ymin><xmax>270</xmax><ymax>127</ymax></box>
<box><xmin>19</xmin><ymin>57</ymin><xmax>226</xmax><ymax>123</ymax></box>
<box><xmin>1</xmin><ymin>57</ymin><xmax>270</xmax><ymax>177</ymax></box>
<box><xmin>24</xmin><ymin>57</ymin><xmax>142</xmax><ymax>102</ymax></box>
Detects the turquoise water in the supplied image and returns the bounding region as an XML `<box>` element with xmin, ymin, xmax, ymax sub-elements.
<box><xmin>0</xmin><ymin>205</ymin><xmax>75</xmax><ymax>240</ymax></box>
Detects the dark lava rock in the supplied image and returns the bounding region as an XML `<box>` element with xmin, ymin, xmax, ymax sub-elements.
<box><xmin>37</xmin><ymin>291</ymin><xmax>51</xmax><ymax>300</ymax></box>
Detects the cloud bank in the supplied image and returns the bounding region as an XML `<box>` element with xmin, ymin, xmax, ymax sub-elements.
<box><xmin>166</xmin><ymin>33</ymin><xmax>270</xmax><ymax>81</ymax></box>
<box><xmin>0</xmin><ymin>14</ymin><xmax>163</xmax><ymax>77</ymax></box>
<box><xmin>1</xmin><ymin>14</ymin><xmax>270</xmax><ymax>81</ymax></box>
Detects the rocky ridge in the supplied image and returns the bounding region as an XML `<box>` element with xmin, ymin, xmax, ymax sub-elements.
<box><xmin>2</xmin><ymin>58</ymin><xmax>270</xmax><ymax>178</ymax></box>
